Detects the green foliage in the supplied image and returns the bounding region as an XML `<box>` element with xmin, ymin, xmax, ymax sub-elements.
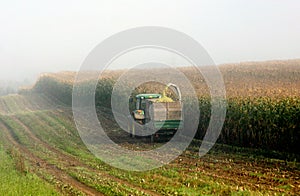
<box><xmin>31</xmin><ymin>75</ymin><xmax>116</xmax><ymax>108</ymax></box>
<box><xmin>95</xmin><ymin>78</ymin><xmax>115</xmax><ymax>108</ymax></box>
<box><xmin>8</xmin><ymin>148</ymin><xmax>27</xmax><ymax>174</ymax></box>
<box><xmin>33</xmin><ymin>76</ymin><xmax>72</xmax><ymax>105</ymax></box>
<box><xmin>0</xmin><ymin>147</ymin><xmax>59</xmax><ymax>196</ymax></box>
<box><xmin>197</xmin><ymin>97</ymin><xmax>300</xmax><ymax>154</ymax></box>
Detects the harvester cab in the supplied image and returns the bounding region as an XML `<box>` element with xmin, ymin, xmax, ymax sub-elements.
<box><xmin>132</xmin><ymin>93</ymin><xmax>161</xmax><ymax>122</ymax></box>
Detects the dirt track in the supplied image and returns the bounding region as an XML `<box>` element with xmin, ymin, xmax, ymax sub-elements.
<box><xmin>174</xmin><ymin>153</ymin><xmax>300</xmax><ymax>194</ymax></box>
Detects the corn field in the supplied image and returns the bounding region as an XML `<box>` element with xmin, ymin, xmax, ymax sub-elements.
<box><xmin>21</xmin><ymin>60</ymin><xmax>300</xmax><ymax>154</ymax></box>
<box><xmin>196</xmin><ymin>96</ymin><xmax>300</xmax><ymax>153</ymax></box>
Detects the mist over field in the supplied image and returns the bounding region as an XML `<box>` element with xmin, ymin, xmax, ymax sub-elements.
<box><xmin>1</xmin><ymin>1</ymin><xmax>300</xmax><ymax>83</ymax></box>
<box><xmin>1</xmin><ymin>1</ymin><xmax>300</xmax><ymax>195</ymax></box>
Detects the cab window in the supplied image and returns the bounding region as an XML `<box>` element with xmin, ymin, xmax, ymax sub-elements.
<box><xmin>141</xmin><ymin>99</ymin><xmax>146</xmax><ymax>110</ymax></box>
<box><xmin>136</xmin><ymin>99</ymin><xmax>140</xmax><ymax>110</ymax></box>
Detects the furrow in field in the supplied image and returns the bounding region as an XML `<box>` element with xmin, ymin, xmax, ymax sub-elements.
<box><xmin>173</xmin><ymin>153</ymin><xmax>300</xmax><ymax>194</ymax></box>
<box><xmin>0</xmin><ymin>117</ymin><xmax>103</xmax><ymax>196</ymax></box>
<box><xmin>14</xmin><ymin>111</ymin><xmax>160</xmax><ymax>196</ymax></box>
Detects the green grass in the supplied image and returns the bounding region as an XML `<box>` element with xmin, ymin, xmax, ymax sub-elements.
<box><xmin>0</xmin><ymin>146</ymin><xmax>60</xmax><ymax>196</ymax></box>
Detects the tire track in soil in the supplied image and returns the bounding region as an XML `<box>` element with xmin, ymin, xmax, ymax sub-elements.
<box><xmin>177</xmin><ymin>155</ymin><xmax>299</xmax><ymax>194</ymax></box>
<box><xmin>0</xmin><ymin>120</ymin><xmax>103</xmax><ymax>196</ymax></box>
<box><xmin>12</xmin><ymin>115</ymin><xmax>160</xmax><ymax>196</ymax></box>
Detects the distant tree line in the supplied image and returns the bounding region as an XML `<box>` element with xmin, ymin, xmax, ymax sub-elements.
<box><xmin>0</xmin><ymin>80</ymin><xmax>32</xmax><ymax>96</ymax></box>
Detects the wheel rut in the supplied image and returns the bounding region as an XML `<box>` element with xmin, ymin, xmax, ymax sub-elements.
<box><xmin>10</xmin><ymin>115</ymin><xmax>160</xmax><ymax>196</ymax></box>
<box><xmin>0</xmin><ymin>120</ymin><xmax>103</xmax><ymax>196</ymax></box>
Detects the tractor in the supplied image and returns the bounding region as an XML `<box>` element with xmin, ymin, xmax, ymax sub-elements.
<box><xmin>129</xmin><ymin>83</ymin><xmax>182</xmax><ymax>142</ymax></box>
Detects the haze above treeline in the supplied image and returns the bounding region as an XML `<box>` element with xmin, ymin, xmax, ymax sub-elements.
<box><xmin>1</xmin><ymin>58</ymin><xmax>300</xmax><ymax>97</ymax></box>
<box><xmin>1</xmin><ymin>1</ymin><xmax>300</xmax><ymax>81</ymax></box>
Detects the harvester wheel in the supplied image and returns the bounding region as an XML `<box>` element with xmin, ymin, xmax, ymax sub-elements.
<box><xmin>150</xmin><ymin>134</ymin><xmax>154</xmax><ymax>142</ymax></box>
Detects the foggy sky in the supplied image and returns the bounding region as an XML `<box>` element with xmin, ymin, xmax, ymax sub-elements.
<box><xmin>0</xmin><ymin>0</ymin><xmax>300</xmax><ymax>81</ymax></box>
